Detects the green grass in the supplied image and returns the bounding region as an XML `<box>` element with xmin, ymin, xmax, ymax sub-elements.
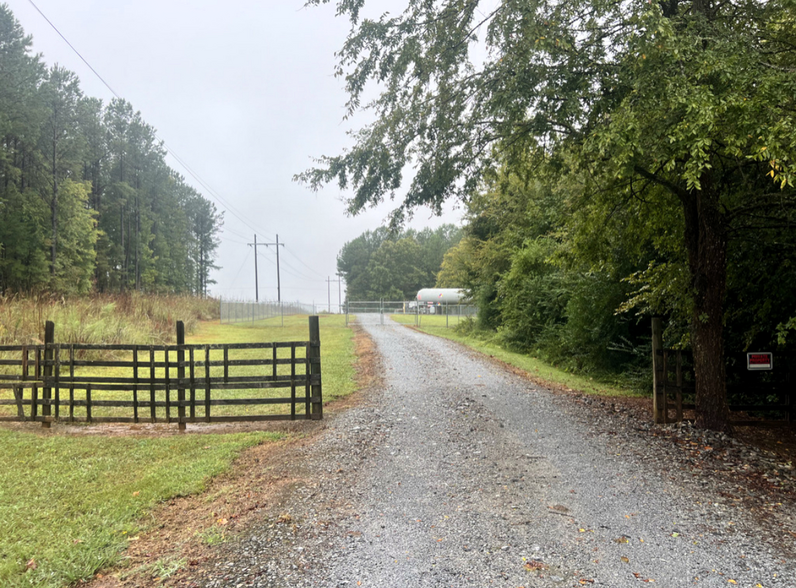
<box><xmin>0</xmin><ymin>293</ymin><xmax>219</xmax><ymax>347</ymax></box>
<box><xmin>0</xmin><ymin>429</ymin><xmax>281</xmax><ymax>588</ymax></box>
<box><xmin>390</xmin><ymin>313</ymin><xmax>473</xmax><ymax>329</ymax></box>
<box><xmin>186</xmin><ymin>313</ymin><xmax>357</xmax><ymax>408</ymax></box>
<box><xmin>397</xmin><ymin>317</ymin><xmax>642</xmax><ymax>398</ymax></box>
<box><xmin>0</xmin><ymin>313</ymin><xmax>358</xmax><ymax>420</ymax></box>
<box><xmin>0</xmin><ymin>312</ymin><xmax>360</xmax><ymax>587</ymax></box>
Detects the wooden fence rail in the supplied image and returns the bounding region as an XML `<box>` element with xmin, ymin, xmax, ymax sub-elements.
<box><xmin>0</xmin><ymin>317</ymin><xmax>323</xmax><ymax>429</ymax></box>
<box><xmin>652</xmin><ymin>318</ymin><xmax>794</xmax><ymax>427</ymax></box>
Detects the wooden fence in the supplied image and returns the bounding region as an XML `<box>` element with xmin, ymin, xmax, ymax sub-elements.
<box><xmin>0</xmin><ymin>317</ymin><xmax>322</xmax><ymax>429</ymax></box>
<box><xmin>652</xmin><ymin>318</ymin><xmax>794</xmax><ymax>427</ymax></box>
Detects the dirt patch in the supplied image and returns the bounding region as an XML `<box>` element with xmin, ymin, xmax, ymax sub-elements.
<box><xmin>79</xmin><ymin>325</ymin><xmax>382</xmax><ymax>588</ymax></box>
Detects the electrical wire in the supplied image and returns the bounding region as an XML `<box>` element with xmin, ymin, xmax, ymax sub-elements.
<box><xmin>27</xmin><ymin>0</ymin><xmax>121</xmax><ymax>98</ymax></box>
<box><xmin>228</xmin><ymin>248</ymin><xmax>252</xmax><ymax>288</ymax></box>
<box><xmin>283</xmin><ymin>245</ymin><xmax>328</xmax><ymax>278</ymax></box>
<box><xmin>27</xmin><ymin>0</ymin><xmax>277</xmax><ymax>242</ymax></box>
<box><xmin>28</xmin><ymin>0</ymin><xmax>342</xmax><ymax>287</ymax></box>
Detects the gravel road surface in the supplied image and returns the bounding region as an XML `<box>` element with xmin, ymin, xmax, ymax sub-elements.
<box><xmin>195</xmin><ymin>315</ymin><xmax>796</xmax><ymax>588</ymax></box>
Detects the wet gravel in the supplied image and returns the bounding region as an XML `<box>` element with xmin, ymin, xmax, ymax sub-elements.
<box><xmin>192</xmin><ymin>315</ymin><xmax>796</xmax><ymax>587</ymax></box>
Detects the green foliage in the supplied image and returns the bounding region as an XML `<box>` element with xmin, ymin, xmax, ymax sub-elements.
<box><xmin>0</xmin><ymin>293</ymin><xmax>220</xmax><ymax>346</ymax></box>
<box><xmin>0</xmin><ymin>6</ymin><xmax>221</xmax><ymax>296</ymax></box>
<box><xmin>51</xmin><ymin>180</ymin><xmax>98</xmax><ymax>293</ymax></box>
<box><xmin>306</xmin><ymin>0</ymin><xmax>796</xmax><ymax>428</ymax></box>
<box><xmin>337</xmin><ymin>224</ymin><xmax>461</xmax><ymax>300</ymax></box>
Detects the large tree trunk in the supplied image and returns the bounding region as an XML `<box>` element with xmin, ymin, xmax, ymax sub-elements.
<box><xmin>682</xmin><ymin>182</ymin><xmax>732</xmax><ymax>432</ymax></box>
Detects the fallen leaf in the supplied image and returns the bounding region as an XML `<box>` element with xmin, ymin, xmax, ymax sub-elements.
<box><xmin>621</xmin><ymin>556</ymin><xmax>629</xmax><ymax>564</ymax></box>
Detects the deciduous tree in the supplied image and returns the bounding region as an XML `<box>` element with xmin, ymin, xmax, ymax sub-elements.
<box><xmin>302</xmin><ymin>0</ymin><xmax>796</xmax><ymax>431</ymax></box>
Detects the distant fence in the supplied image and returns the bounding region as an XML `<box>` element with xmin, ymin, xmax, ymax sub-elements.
<box><xmin>220</xmin><ymin>300</ymin><xmax>318</xmax><ymax>324</ymax></box>
<box><xmin>0</xmin><ymin>318</ymin><xmax>322</xmax><ymax>429</ymax></box>
<box><xmin>345</xmin><ymin>300</ymin><xmax>477</xmax><ymax>327</ymax></box>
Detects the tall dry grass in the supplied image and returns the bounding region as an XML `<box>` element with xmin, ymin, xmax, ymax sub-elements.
<box><xmin>0</xmin><ymin>294</ymin><xmax>219</xmax><ymax>346</ymax></box>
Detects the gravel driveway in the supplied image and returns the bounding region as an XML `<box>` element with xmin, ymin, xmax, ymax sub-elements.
<box><xmin>195</xmin><ymin>315</ymin><xmax>796</xmax><ymax>587</ymax></box>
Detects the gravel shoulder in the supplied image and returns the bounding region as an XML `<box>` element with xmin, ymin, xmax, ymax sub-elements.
<box><xmin>184</xmin><ymin>315</ymin><xmax>796</xmax><ymax>588</ymax></box>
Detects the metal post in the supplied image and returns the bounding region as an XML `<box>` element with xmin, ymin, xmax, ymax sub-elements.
<box><xmin>253</xmin><ymin>234</ymin><xmax>259</xmax><ymax>302</ymax></box>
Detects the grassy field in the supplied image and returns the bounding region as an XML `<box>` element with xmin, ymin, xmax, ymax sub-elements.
<box><xmin>0</xmin><ymin>313</ymin><xmax>358</xmax><ymax>588</ymax></box>
<box><xmin>390</xmin><ymin>312</ymin><xmax>473</xmax><ymax>329</ymax></box>
<box><xmin>0</xmin><ymin>293</ymin><xmax>219</xmax><ymax>347</ymax></box>
<box><xmin>393</xmin><ymin>314</ymin><xmax>641</xmax><ymax>398</ymax></box>
<box><xmin>0</xmin><ymin>313</ymin><xmax>356</xmax><ymax>421</ymax></box>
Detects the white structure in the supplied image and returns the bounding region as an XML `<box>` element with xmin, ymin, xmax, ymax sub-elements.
<box><xmin>416</xmin><ymin>288</ymin><xmax>465</xmax><ymax>304</ymax></box>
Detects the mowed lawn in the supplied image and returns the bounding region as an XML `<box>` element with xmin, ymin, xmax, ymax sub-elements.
<box><xmin>0</xmin><ymin>314</ymin><xmax>357</xmax><ymax>588</ymax></box>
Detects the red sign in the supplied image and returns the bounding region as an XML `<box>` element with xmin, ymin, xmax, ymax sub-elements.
<box><xmin>747</xmin><ymin>352</ymin><xmax>773</xmax><ymax>370</ymax></box>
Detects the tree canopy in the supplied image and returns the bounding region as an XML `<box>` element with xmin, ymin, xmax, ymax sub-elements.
<box><xmin>338</xmin><ymin>225</ymin><xmax>462</xmax><ymax>300</ymax></box>
<box><xmin>0</xmin><ymin>4</ymin><xmax>221</xmax><ymax>296</ymax></box>
<box><xmin>302</xmin><ymin>0</ymin><xmax>796</xmax><ymax>431</ymax></box>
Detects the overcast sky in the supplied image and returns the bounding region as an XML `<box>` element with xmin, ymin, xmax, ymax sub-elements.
<box><xmin>7</xmin><ymin>0</ymin><xmax>462</xmax><ymax>307</ymax></box>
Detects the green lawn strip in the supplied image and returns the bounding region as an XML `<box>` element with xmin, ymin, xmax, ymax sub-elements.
<box><xmin>389</xmin><ymin>313</ymin><xmax>471</xmax><ymax>329</ymax></box>
<box><xmin>0</xmin><ymin>429</ymin><xmax>280</xmax><ymax>588</ymax></box>
<box><xmin>400</xmin><ymin>320</ymin><xmax>642</xmax><ymax>398</ymax></box>
<box><xmin>0</xmin><ymin>314</ymin><xmax>357</xmax><ymax>420</ymax></box>
<box><xmin>188</xmin><ymin>314</ymin><xmax>357</xmax><ymax>408</ymax></box>
<box><xmin>0</xmin><ymin>313</ymin><xmax>360</xmax><ymax>588</ymax></box>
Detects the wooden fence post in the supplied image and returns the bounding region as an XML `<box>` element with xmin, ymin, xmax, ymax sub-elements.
<box><xmin>42</xmin><ymin>321</ymin><xmax>54</xmax><ymax>428</ymax></box>
<box><xmin>309</xmin><ymin>316</ymin><xmax>323</xmax><ymax>420</ymax></box>
<box><xmin>651</xmin><ymin>317</ymin><xmax>665</xmax><ymax>424</ymax></box>
<box><xmin>788</xmin><ymin>363</ymin><xmax>795</xmax><ymax>427</ymax></box>
<box><xmin>177</xmin><ymin>321</ymin><xmax>186</xmax><ymax>431</ymax></box>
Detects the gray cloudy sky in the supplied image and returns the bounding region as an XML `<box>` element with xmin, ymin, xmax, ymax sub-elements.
<box><xmin>8</xmin><ymin>0</ymin><xmax>462</xmax><ymax>306</ymax></box>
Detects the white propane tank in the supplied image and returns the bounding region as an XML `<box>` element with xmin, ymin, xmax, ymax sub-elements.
<box><xmin>416</xmin><ymin>288</ymin><xmax>465</xmax><ymax>304</ymax></box>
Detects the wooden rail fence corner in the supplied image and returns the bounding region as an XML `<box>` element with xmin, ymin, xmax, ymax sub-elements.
<box><xmin>0</xmin><ymin>316</ymin><xmax>323</xmax><ymax>430</ymax></box>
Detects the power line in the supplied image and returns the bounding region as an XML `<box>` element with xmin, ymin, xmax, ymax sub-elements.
<box><xmin>228</xmin><ymin>248</ymin><xmax>251</xmax><ymax>288</ymax></box>
<box><xmin>28</xmin><ymin>1</ymin><xmax>342</xmax><ymax>292</ymax></box>
<box><xmin>27</xmin><ymin>0</ymin><xmax>121</xmax><ymax>98</ymax></box>
<box><xmin>283</xmin><ymin>245</ymin><xmax>328</xmax><ymax>279</ymax></box>
<box><xmin>27</xmin><ymin>0</ymin><xmax>277</xmax><ymax>241</ymax></box>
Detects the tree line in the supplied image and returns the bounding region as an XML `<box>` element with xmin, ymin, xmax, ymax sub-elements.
<box><xmin>337</xmin><ymin>225</ymin><xmax>461</xmax><ymax>300</ymax></box>
<box><xmin>0</xmin><ymin>5</ymin><xmax>221</xmax><ymax>296</ymax></box>
<box><xmin>301</xmin><ymin>0</ymin><xmax>796</xmax><ymax>431</ymax></box>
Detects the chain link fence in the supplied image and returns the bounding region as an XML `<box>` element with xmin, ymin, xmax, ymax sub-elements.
<box><xmin>345</xmin><ymin>300</ymin><xmax>477</xmax><ymax>327</ymax></box>
<box><xmin>220</xmin><ymin>300</ymin><xmax>318</xmax><ymax>324</ymax></box>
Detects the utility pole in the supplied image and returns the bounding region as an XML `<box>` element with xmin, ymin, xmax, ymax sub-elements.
<box><xmin>264</xmin><ymin>234</ymin><xmax>285</xmax><ymax>303</ymax></box>
<box><xmin>248</xmin><ymin>234</ymin><xmax>284</xmax><ymax>303</ymax></box>
<box><xmin>327</xmin><ymin>276</ymin><xmax>342</xmax><ymax>313</ymax></box>
<box><xmin>247</xmin><ymin>234</ymin><xmax>262</xmax><ymax>302</ymax></box>
<box><xmin>336</xmin><ymin>273</ymin><xmax>344</xmax><ymax>314</ymax></box>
